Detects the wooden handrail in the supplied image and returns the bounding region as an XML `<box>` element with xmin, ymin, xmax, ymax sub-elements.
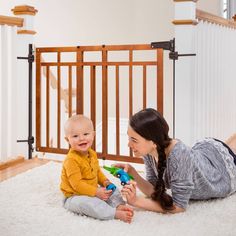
<box><xmin>196</xmin><ymin>9</ymin><xmax>236</xmax><ymax>29</ymax></box>
<box><xmin>0</xmin><ymin>15</ymin><xmax>23</xmax><ymax>27</ymax></box>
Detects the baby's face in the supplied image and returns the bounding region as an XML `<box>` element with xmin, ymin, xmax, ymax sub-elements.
<box><xmin>66</xmin><ymin>120</ymin><xmax>94</xmax><ymax>155</ymax></box>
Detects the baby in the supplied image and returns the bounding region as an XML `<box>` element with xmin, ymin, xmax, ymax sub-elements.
<box><xmin>60</xmin><ymin>114</ymin><xmax>133</xmax><ymax>223</ymax></box>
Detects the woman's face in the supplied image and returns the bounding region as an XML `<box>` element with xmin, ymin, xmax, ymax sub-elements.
<box><xmin>127</xmin><ymin>126</ymin><xmax>157</xmax><ymax>157</ymax></box>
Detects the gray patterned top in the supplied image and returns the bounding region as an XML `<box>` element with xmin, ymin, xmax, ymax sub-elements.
<box><xmin>143</xmin><ymin>138</ymin><xmax>236</xmax><ymax>209</ymax></box>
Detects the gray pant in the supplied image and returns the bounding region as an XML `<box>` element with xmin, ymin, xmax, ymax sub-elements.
<box><xmin>63</xmin><ymin>188</ymin><xmax>125</xmax><ymax>220</ymax></box>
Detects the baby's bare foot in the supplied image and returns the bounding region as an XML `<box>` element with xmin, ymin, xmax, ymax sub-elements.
<box><xmin>115</xmin><ymin>210</ymin><xmax>133</xmax><ymax>223</ymax></box>
<box><xmin>117</xmin><ymin>204</ymin><xmax>134</xmax><ymax>216</ymax></box>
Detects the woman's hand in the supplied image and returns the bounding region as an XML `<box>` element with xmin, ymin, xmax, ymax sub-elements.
<box><xmin>113</xmin><ymin>163</ymin><xmax>135</xmax><ymax>176</ymax></box>
<box><xmin>121</xmin><ymin>181</ymin><xmax>138</xmax><ymax>206</ymax></box>
<box><xmin>95</xmin><ymin>187</ymin><xmax>112</xmax><ymax>201</ymax></box>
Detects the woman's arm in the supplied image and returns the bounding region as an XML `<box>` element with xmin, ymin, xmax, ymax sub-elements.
<box><xmin>131</xmin><ymin>196</ymin><xmax>165</xmax><ymax>213</ymax></box>
<box><xmin>132</xmin><ymin>172</ymin><xmax>154</xmax><ymax>197</ymax></box>
<box><xmin>122</xmin><ymin>182</ymin><xmax>185</xmax><ymax>214</ymax></box>
<box><xmin>114</xmin><ymin>163</ymin><xmax>154</xmax><ymax>196</ymax></box>
<box><xmin>131</xmin><ymin>197</ymin><xmax>185</xmax><ymax>214</ymax></box>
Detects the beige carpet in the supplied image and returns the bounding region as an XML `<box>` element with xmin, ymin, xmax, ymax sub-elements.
<box><xmin>0</xmin><ymin>162</ymin><xmax>235</xmax><ymax>236</ymax></box>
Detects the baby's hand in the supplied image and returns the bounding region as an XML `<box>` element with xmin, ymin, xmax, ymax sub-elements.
<box><xmin>95</xmin><ymin>187</ymin><xmax>112</xmax><ymax>201</ymax></box>
<box><xmin>106</xmin><ymin>183</ymin><xmax>116</xmax><ymax>192</ymax></box>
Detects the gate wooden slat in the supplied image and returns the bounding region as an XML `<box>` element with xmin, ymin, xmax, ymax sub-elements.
<box><xmin>129</xmin><ymin>50</ymin><xmax>133</xmax><ymax>157</ymax></box>
<box><xmin>157</xmin><ymin>49</ymin><xmax>163</xmax><ymax>113</ymax></box>
<box><xmin>46</xmin><ymin>66</ymin><xmax>50</xmax><ymax>147</ymax></box>
<box><xmin>57</xmin><ymin>52</ymin><xmax>61</xmax><ymax>148</ymax></box>
<box><xmin>76</xmin><ymin>51</ymin><xmax>84</xmax><ymax>114</ymax></box>
<box><xmin>90</xmin><ymin>65</ymin><xmax>96</xmax><ymax>150</ymax></box>
<box><xmin>68</xmin><ymin>65</ymin><xmax>72</xmax><ymax>117</ymax></box>
<box><xmin>116</xmin><ymin>65</ymin><xmax>120</xmax><ymax>155</ymax></box>
<box><xmin>102</xmin><ymin>49</ymin><xmax>108</xmax><ymax>157</ymax></box>
<box><xmin>36</xmin><ymin>50</ymin><xmax>41</xmax><ymax>152</ymax></box>
<box><xmin>143</xmin><ymin>65</ymin><xmax>147</xmax><ymax>109</ymax></box>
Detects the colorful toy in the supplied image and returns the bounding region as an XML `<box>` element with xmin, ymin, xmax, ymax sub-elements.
<box><xmin>103</xmin><ymin>166</ymin><xmax>134</xmax><ymax>186</ymax></box>
<box><xmin>106</xmin><ymin>183</ymin><xmax>116</xmax><ymax>192</ymax></box>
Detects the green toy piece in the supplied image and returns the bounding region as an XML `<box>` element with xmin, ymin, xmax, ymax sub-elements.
<box><xmin>103</xmin><ymin>166</ymin><xmax>119</xmax><ymax>175</ymax></box>
<box><xmin>103</xmin><ymin>166</ymin><xmax>134</xmax><ymax>180</ymax></box>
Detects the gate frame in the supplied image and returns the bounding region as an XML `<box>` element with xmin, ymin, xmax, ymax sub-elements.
<box><xmin>36</xmin><ymin>44</ymin><xmax>163</xmax><ymax>163</ymax></box>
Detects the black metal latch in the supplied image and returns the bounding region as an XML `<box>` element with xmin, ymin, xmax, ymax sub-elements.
<box><xmin>151</xmin><ymin>38</ymin><xmax>196</xmax><ymax>60</ymax></box>
<box><xmin>17</xmin><ymin>54</ymin><xmax>34</xmax><ymax>63</ymax></box>
<box><xmin>17</xmin><ymin>136</ymin><xmax>34</xmax><ymax>148</ymax></box>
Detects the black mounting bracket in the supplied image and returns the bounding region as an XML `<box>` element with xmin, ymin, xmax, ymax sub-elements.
<box><xmin>151</xmin><ymin>38</ymin><xmax>196</xmax><ymax>60</ymax></box>
<box><xmin>17</xmin><ymin>136</ymin><xmax>34</xmax><ymax>150</ymax></box>
<box><xmin>150</xmin><ymin>38</ymin><xmax>196</xmax><ymax>138</ymax></box>
<box><xmin>17</xmin><ymin>44</ymin><xmax>35</xmax><ymax>159</ymax></box>
<box><xmin>17</xmin><ymin>54</ymin><xmax>34</xmax><ymax>63</ymax></box>
<box><xmin>151</xmin><ymin>40</ymin><xmax>174</xmax><ymax>52</ymax></box>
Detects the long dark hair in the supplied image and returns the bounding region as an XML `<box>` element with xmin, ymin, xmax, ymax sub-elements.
<box><xmin>129</xmin><ymin>108</ymin><xmax>173</xmax><ymax>210</ymax></box>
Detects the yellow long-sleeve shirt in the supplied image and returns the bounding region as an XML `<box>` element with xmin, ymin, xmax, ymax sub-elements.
<box><xmin>60</xmin><ymin>148</ymin><xmax>108</xmax><ymax>198</ymax></box>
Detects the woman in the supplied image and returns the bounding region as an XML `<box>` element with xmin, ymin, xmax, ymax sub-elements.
<box><xmin>116</xmin><ymin>108</ymin><xmax>236</xmax><ymax>213</ymax></box>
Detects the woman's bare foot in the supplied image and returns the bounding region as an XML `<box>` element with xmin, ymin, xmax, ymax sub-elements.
<box><xmin>115</xmin><ymin>209</ymin><xmax>133</xmax><ymax>223</ymax></box>
<box><xmin>117</xmin><ymin>204</ymin><xmax>134</xmax><ymax>216</ymax></box>
<box><xmin>225</xmin><ymin>133</ymin><xmax>236</xmax><ymax>154</ymax></box>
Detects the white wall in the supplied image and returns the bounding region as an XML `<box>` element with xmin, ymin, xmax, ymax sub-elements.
<box><xmin>0</xmin><ymin>0</ymin><xmax>174</xmax><ymax>46</ymax></box>
<box><xmin>197</xmin><ymin>0</ymin><xmax>222</xmax><ymax>16</ymax></box>
<box><xmin>0</xmin><ymin>0</ymin><xmax>174</xmax><ymax>147</ymax></box>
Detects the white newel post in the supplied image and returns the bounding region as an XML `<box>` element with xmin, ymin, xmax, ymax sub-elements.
<box><xmin>0</xmin><ymin>22</ymin><xmax>18</xmax><ymax>162</ymax></box>
<box><xmin>173</xmin><ymin>0</ymin><xmax>197</xmax><ymax>145</ymax></box>
<box><xmin>12</xmin><ymin>5</ymin><xmax>38</xmax><ymax>160</ymax></box>
<box><xmin>0</xmin><ymin>13</ymin><xmax>24</xmax><ymax>163</ymax></box>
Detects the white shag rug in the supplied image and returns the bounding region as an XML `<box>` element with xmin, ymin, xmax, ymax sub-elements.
<box><xmin>0</xmin><ymin>162</ymin><xmax>235</xmax><ymax>236</ymax></box>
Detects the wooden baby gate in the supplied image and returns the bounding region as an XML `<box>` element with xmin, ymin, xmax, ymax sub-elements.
<box><xmin>35</xmin><ymin>44</ymin><xmax>163</xmax><ymax>163</ymax></box>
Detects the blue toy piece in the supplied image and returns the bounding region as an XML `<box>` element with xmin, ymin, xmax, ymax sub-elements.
<box><xmin>103</xmin><ymin>166</ymin><xmax>134</xmax><ymax>186</ymax></box>
<box><xmin>106</xmin><ymin>183</ymin><xmax>116</xmax><ymax>192</ymax></box>
<box><xmin>115</xmin><ymin>169</ymin><xmax>131</xmax><ymax>186</ymax></box>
